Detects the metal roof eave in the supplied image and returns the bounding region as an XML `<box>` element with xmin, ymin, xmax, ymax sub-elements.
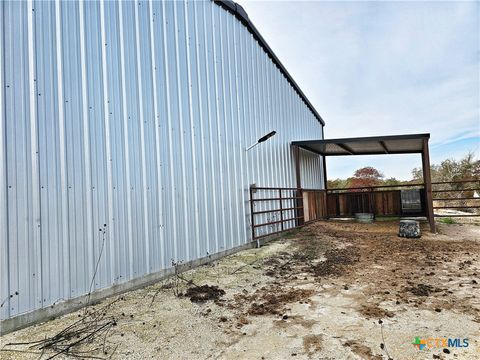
<box><xmin>292</xmin><ymin>133</ymin><xmax>431</xmax><ymax>156</ymax></box>
<box><xmin>213</xmin><ymin>0</ymin><xmax>325</xmax><ymax>126</ymax></box>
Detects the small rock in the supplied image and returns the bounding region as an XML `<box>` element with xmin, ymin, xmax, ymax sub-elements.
<box><xmin>443</xmin><ymin>348</ymin><xmax>450</xmax><ymax>354</ymax></box>
<box><xmin>435</xmin><ymin>308</ymin><xmax>441</xmax><ymax>312</ymax></box>
<box><xmin>219</xmin><ymin>316</ymin><xmax>228</xmax><ymax>322</ymax></box>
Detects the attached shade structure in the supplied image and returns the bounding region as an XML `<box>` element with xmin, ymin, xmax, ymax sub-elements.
<box><xmin>292</xmin><ymin>134</ymin><xmax>435</xmax><ymax>232</ymax></box>
<box><xmin>292</xmin><ymin>133</ymin><xmax>430</xmax><ymax>156</ymax></box>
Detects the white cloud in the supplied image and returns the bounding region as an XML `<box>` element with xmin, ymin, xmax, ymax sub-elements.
<box><xmin>239</xmin><ymin>0</ymin><xmax>479</xmax><ymax>179</ymax></box>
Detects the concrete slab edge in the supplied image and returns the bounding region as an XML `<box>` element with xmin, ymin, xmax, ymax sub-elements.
<box><xmin>1</xmin><ymin>236</ymin><xmax>275</xmax><ymax>335</ymax></box>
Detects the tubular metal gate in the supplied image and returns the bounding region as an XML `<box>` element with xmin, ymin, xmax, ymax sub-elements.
<box><xmin>249</xmin><ymin>186</ymin><xmax>304</xmax><ymax>241</ymax></box>
<box><xmin>432</xmin><ymin>179</ymin><xmax>480</xmax><ymax>217</ymax></box>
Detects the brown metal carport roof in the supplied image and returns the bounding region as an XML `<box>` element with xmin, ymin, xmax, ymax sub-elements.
<box><xmin>291</xmin><ymin>133</ymin><xmax>435</xmax><ymax>232</ymax></box>
<box><xmin>291</xmin><ymin>133</ymin><xmax>430</xmax><ymax>156</ymax></box>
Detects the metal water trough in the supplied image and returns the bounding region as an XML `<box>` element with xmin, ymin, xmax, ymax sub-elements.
<box><xmin>355</xmin><ymin>213</ymin><xmax>374</xmax><ymax>223</ymax></box>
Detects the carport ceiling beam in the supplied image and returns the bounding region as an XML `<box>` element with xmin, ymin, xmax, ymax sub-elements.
<box><xmin>336</xmin><ymin>143</ymin><xmax>355</xmax><ymax>155</ymax></box>
<box><xmin>379</xmin><ymin>141</ymin><xmax>389</xmax><ymax>154</ymax></box>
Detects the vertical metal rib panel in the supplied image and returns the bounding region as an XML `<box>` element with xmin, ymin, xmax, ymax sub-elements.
<box><xmin>211</xmin><ymin>4</ymin><xmax>227</xmax><ymax>252</ymax></box>
<box><xmin>148</xmin><ymin>0</ymin><xmax>165</xmax><ymax>271</ymax></box>
<box><xmin>183</xmin><ymin>1</ymin><xmax>201</xmax><ymax>260</ymax></box>
<box><xmin>0</xmin><ymin>0</ymin><xmax>9</xmax><ymax>320</ymax></box>
<box><xmin>77</xmin><ymin>0</ymin><xmax>94</xmax><ymax>293</ymax></box>
<box><xmin>1</xmin><ymin>0</ymin><xmax>324</xmax><ymax>321</ymax></box>
<box><xmin>192</xmin><ymin>1</ymin><xmax>209</xmax><ymax>257</ymax></box>
<box><xmin>27</xmin><ymin>0</ymin><xmax>42</xmax><ymax>313</ymax></box>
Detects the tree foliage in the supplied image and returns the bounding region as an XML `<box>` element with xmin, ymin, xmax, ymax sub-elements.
<box><xmin>412</xmin><ymin>152</ymin><xmax>480</xmax><ymax>182</ymax></box>
<box><xmin>348</xmin><ymin>166</ymin><xmax>384</xmax><ymax>189</ymax></box>
<box><xmin>383</xmin><ymin>177</ymin><xmax>403</xmax><ymax>186</ymax></box>
<box><xmin>327</xmin><ymin>178</ymin><xmax>349</xmax><ymax>189</ymax></box>
<box><xmin>327</xmin><ymin>152</ymin><xmax>479</xmax><ymax>190</ymax></box>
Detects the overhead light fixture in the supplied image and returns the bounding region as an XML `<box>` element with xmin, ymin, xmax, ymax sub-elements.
<box><xmin>246</xmin><ymin>131</ymin><xmax>277</xmax><ymax>151</ymax></box>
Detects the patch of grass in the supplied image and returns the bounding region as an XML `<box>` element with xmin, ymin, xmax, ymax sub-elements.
<box><xmin>282</xmin><ymin>229</ymin><xmax>301</xmax><ymax>238</ymax></box>
<box><xmin>437</xmin><ymin>217</ymin><xmax>456</xmax><ymax>224</ymax></box>
<box><xmin>375</xmin><ymin>216</ymin><xmax>401</xmax><ymax>222</ymax></box>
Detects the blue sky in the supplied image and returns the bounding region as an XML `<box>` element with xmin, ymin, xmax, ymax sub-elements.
<box><xmin>238</xmin><ymin>0</ymin><xmax>479</xmax><ymax>180</ymax></box>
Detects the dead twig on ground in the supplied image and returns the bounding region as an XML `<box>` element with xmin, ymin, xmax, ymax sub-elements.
<box><xmin>4</xmin><ymin>299</ymin><xmax>119</xmax><ymax>359</ymax></box>
<box><xmin>0</xmin><ymin>348</ymin><xmax>41</xmax><ymax>356</ymax></box>
<box><xmin>170</xmin><ymin>259</ymin><xmax>202</xmax><ymax>297</ymax></box>
<box><xmin>379</xmin><ymin>320</ymin><xmax>393</xmax><ymax>360</ymax></box>
<box><xmin>230</xmin><ymin>259</ymin><xmax>260</xmax><ymax>275</ymax></box>
<box><xmin>85</xmin><ymin>225</ymin><xmax>107</xmax><ymax>314</ymax></box>
<box><xmin>150</xmin><ymin>287</ymin><xmax>162</xmax><ymax>305</ymax></box>
<box><xmin>176</xmin><ymin>273</ymin><xmax>200</xmax><ymax>288</ymax></box>
<box><xmin>3</xmin><ymin>226</ymin><xmax>119</xmax><ymax>360</ymax></box>
<box><xmin>151</xmin><ymin>261</ymin><xmax>202</xmax><ymax>304</ymax></box>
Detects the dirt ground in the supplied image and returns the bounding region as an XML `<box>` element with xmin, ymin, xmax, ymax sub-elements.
<box><xmin>1</xmin><ymin>219</ymin><xmax>479</xmax><ymax>360</ymax></box>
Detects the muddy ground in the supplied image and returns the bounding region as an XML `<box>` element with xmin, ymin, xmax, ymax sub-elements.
<box><xmin>1</xmin><ymin>220</ymin><xmax>479</xmax><ymax>359</ymax></box>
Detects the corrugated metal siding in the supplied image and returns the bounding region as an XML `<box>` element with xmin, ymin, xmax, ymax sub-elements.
<box><xmin>0</xmin><ymin>0</ymin><xmax>323</xmax><ymax>321</ymax></box>
<box><xmin>301</xmin><ymin>148</ymin><xmax>324</xmax><ymax>189</ymax></box>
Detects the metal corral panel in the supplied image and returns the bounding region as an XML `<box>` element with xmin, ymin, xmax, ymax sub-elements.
<box><xmin>0</xmin><ymin>0</ymin><xmax>323</xmax><ymax>321</ymax></box>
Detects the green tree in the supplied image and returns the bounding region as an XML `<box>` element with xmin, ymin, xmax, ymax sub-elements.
<box><xmin>412</xmin><ymin>151</ymin><xmax>480</xmax><ymax>182</ymax></box>
<box><xmin>383</xmin><ymin>177</ymin><xmax>402</xmax><ymax>186</ymax></box>
<box><xmin>327</xmin><ymin>178</ymin><xmax>349</xmax><ymax>189</ymax></box>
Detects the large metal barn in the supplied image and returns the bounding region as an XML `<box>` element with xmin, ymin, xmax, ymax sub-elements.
<box><xmin>0</xmin><ymin>0</ymin><xmax>325</xmax><ymax>331</ymax></box>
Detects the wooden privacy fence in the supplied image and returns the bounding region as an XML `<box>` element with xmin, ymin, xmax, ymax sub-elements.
<box><xmin>302</xmin><ymin>190</ymin><xmax>328</xmax><ymax>222</ymax></box>
<box><xmin>324</xmin><ymin>184</ymin><xmax>426</xmax><ymax>218</ymax></box>
<box><xmin>249</xmin><ymin>179</ymin><xmax>479</xmax><ymax>240</ymax></box>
